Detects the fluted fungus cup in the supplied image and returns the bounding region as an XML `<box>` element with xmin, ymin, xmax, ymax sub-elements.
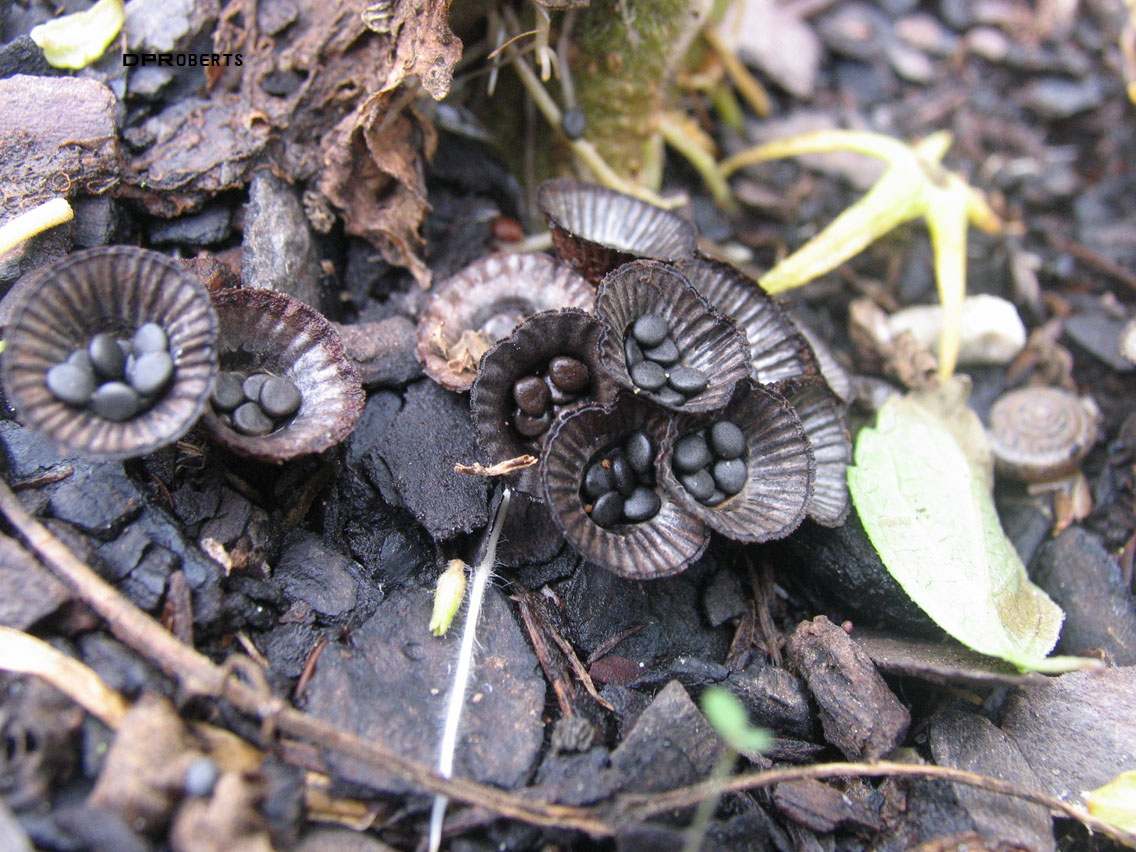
<box><xmin>203</xmin><ymin>289</ymin><xmax>364</xmax><ymax>462</ymax></box>
<box><xmin>2</xmin><ymin>247</ymin><xmax>218</xmax><ymax>459</ymax></box>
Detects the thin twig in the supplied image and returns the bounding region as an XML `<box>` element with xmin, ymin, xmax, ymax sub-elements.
<box><xmin>3</xmin><ymin>476</ymin><xmax>1133</xmax><ymax>848</ymax></box>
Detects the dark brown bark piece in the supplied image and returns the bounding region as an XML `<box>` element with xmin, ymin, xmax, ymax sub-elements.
<box><xmin>331</xmin><ymin>317</ymin><xmax>423</xmax><ymax>389</ymax></box>
<box><xmin>928</xmin><ymin>708</ymin><xmax>1055</xmax><ymax>852</ymax></box>
<box><xmin>0</xmin><ymin>75</ymin><xmax>118</xmax><ymax>221</ymax></box>
<box><xmin>1000</xmin><ymin>667</ymin><xmax>1136</xmax><ymax>804</ymax></box>
<box><xmin>772</xmin><ymin>777</ymin><xmax>881</xmax><ymax>833</ymax></box>
<box><xmin>609</xmin><ymin>680</ymin><xmax>724</xmax><ymax>794</ymax></box>
<box><xmin>0</xmin><ymin>533</ymin><xmax>72</xmax><ymax>629</ymax></box>
<box><xmin>301</xmin><ymin>585</ymin><xmax>544</xmax><ymax>795</ymax></box>
<box><xmin>375</xmin><ymin>379</ymin><xmax>489</xmax><ymax>540</ymax></box>
<box><xmin>785</xmin><ymin>615</ymin><xmax>910</xmax><ymax>760</ymax></box>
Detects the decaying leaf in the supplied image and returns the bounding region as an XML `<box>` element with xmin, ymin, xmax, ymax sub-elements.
<box><xmin>124</xmin><ymin>0</ymin><xmax>462</xmax><ymax>285</ymax></box>
<box><xmin>30</xmin><ymin>0</ymin><xmax>124</xmax><ymax>69</ymax></box>
<box><xmin>847</xmin><ymin>378</ymin><xmax>1068</xmax><ymax>672</ymax></box>
<box><xmin>1086</xmin><ymin>770</ymin><xmax>1136</xmax><ymax>832</ymax></box>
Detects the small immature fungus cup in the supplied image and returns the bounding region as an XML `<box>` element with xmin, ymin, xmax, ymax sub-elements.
<box><xmin>542</xmin><ymin>394</ymin><xmax>710</xmax><ymax>579</ymax></box>
<box><xmin>987</xmin><ymin>386</ymin><xmax>1099</xmax><ymax>483</ymax></box>
<box><xmin>594</xmin><ymin>260</ymin><xmax>751</xmax><ymax>413</ymax></box>
<box><xmin>538</xmin><ymin>178</ymin><xmax>698</xmax><ymax>284</ymax></box>
<box><xmin>203</xmin><ymin>289</ymin><xmax>364</xmax><ymax>462</ymax></box>
<box><xmin>773</xmin><ymin>378</ymin><xmax>852</xmax><ymax>526</ymax></box>
<box><xmin>416</xmin><ymin>253</ymin><xmax>595</xmax><ymax>392</ymax></box>
<box><xmin>471</xmin><ymin>309</ymin><xmax>617</xmax><ymax>494</ymax></box>
<box><xmin>2</xmin><ymin>247</ymin><xmax>218</xmax><ymax>459</ymax></box>
<box><xmin>659</xmin><ymin>379</ymin><xmax>815</xmax><ymax>543</ymax></box>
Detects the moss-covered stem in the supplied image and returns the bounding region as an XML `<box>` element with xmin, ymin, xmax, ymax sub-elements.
<box><xmin>570</xmin><ymin>0</ymin><xmax>712</xmax><ymax>185</ymax></box>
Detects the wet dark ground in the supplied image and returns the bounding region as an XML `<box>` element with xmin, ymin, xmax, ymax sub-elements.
<box><xmin>3</xmin><ymin>1</ymin><xmax>1136</xmax><ymax>851</ymax></box>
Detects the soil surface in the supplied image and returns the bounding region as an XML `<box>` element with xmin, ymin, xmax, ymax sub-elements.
<box><xmin>1</xmin><ymin>2</ymin><xmax>1136</xmax><ymax>852</ymax></box>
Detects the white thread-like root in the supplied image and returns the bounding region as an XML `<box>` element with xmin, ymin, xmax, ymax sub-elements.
<box><xmin>428</xmin><ymin>487</ymin><xmax>513</xmax><ymax>852</ymax></box>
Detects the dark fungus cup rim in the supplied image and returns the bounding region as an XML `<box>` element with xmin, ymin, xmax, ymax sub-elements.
<box><xmin>659</xmin><ymin>379</ymin><xmax>816</xmax><ymax>543</ymax></box>
<box><xmin>541</xmin><ymin>394</ymin><xmax>709</xmax><ymax>579</ymax></box>
<box><xmin>537</xmin><ymin>178</ymin><xmax>698</xmax><ymax>284</ymax></box>
<box><xmin>203</xmin><ymin>289</ymin><xmax>364</xmax><ymax>462</ymax></box>
<box><xmin>594</xmin><ymin>260</ymin><xmax>752</xmax><ymax>413</ymax></box>
<box><xmin>416</xmin><ymin>252</ymin><xmax>595</xmax><ymax>392</ymax></box>
<box><xmin>470</xmin><ymin>308</ymin><xmax>618</xmax><ymax>495</ymax></box>
<box><xmin>772</xmin><ymin>377</ymin><xmax>852</xmax><ymax>527</ymax></box>
<box><xmin>670</xmin><ymin>255</ymin><xmax>821</xmax><ymax>386</ymax></box>
<box><xmin>2</xmin><ymin>246</ymin><xmax>218</xmax><ymax>459</ymax></box>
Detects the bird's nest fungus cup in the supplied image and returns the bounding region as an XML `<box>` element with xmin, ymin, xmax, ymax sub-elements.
<box><xmin>542</xmin><ymin>394</ymin><xmax>710</xmax><ymax>580</ymax></box>
<box><xmin>2</xmin><ymin>247</ymin><xmax>218</xmax><ymax>459</ymax></box>
<box><xmin>773</xmin><ymin>378</ymin><xmax>852</xmax><ymax>527</ymax></box>
<box><xmin>471</xmin><ymin>309</ymin><xmax>618</xmax><ymax>494</ymax></box>
<box><xmin>416</xmin><ymin>253</ymin><xmax>595</xmax><ymax>392</ymax></box>
<box><xmin>538</xmin><ymin>178</ymin><xmax>698</xmax><ymax>284</ymax></box>
<box><xmin>203</xmin><ymin>289</ymin><xmax>364</xmax><ymax>462</ymax></box>
<box><xmin>659</xmin><ymin>379</ymin><xmax>816</xmax><ymax>542</ymax></box>
<box><xmin>672</xmin><ymin>256</ymin><xmax>821</xmax><ymax>387</ymax></box>
<box><xmin>594</xmin><ymin>260</ymin><xmax>751</xmax><ymax>413</ymax></box>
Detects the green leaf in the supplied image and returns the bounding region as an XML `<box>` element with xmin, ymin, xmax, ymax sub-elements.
<box><xmin>700</xmin><ymin>686</ymin><xmax>771</xmax><ymax>754</ymax></box>
<box><xmin>30</xmin><ymin>0</ymin><xmax>124</xmax><ymax>70</ymax></box>
<box><xmin>847</xmin><ymin>378</ymin><xmax>1069</xmax><ymax>672</ymax></box>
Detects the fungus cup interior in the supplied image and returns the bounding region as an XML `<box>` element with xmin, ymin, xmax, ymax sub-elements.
<box><xmin>2</xmin><ymin>247</ymin><xmax>218</xmax><ymax>459</ymax></box>
<box><xmin>659</xmin><ymin>379</ymin><xmax>816</xmax><ymax>543</ymax></box>
<box><xmin>416</xmin><ymin>253</ymin><xmax>595</xmax><ymax>392</ymax></box>
<box><xmin>471</xmin><ymin>309</ymin><xmax>616</xmax><ymax>494</ymax></box>
<box><xmin>538</xmin><ymin>178</ymin><xmax>698</xmax><ymax>284</ymax></box>
<box><xmin>203</xmin><ymin>289</ymin><xmax>364</xmax><ymax>462</ymax></box>
<box><xmin>594</xmin><ymin>260</ymin><xmax>751</xmax><ymax>413</ymax></box>
<box><xmin>541</xmin><ymin>394</ymin><xmax>709</xmax><ymax>579</ymax></box>
<box><xmin>671</xmin><ymin>256</ymin><xmax>821</xmax><ymax>386</ymax></box>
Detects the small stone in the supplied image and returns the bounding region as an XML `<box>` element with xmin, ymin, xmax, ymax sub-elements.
<box><xmin>89</xmin><ymin>332</ymin><xmax>126</xmax><ymax>380</ymax></box>
<box><xmin>259</xmin><ymin>376</ymin><xmax>302</xmax><ymax>418</ymax></box>
<box><xmin>624</xmin><ymin>337</ymin><xmax>644</xmax><ymax>367</ymax></box>
<box><xmin>514</xmin><ymin>409</ymin><xmax>551</xmax><ymax>438</ymax></box>
<box><xmin>127</xmin><ymin>350</ymin><xmax>174</xmax><ymax>396</ymax></box>
<box><xmin>242</xmin><ymin>373</ymin><xmax>270</xmax><ymax>402</ymax></box>
<box><xmin>513</xmin><ymin>376</ymin><xmax>551</xmax><ymax>417</ymax></box>
<box><xmin>680</xmin><ymin>469</ymin><xmax>716</xmax><ymax>502</ymax></box>
<box><xmin>46</xmin><ymin>362</ymin><xmax>95</xmax><ymax>406</ymax></box>
<box><xmin>611</xmin><ymin>454</ymin><xmax>635</xmax><ymax>497</ymax></box>
<box><xmin>710</xmin><ymin>421</ymin><xmax>746</xmax><ymax>459</ymax></box>
<box><xmin>132</xmin><ymin>322</ymin><xmax>168</xmax><ymax>354</ymax></box>
<box><xmin>625</xmin><ymin>431</ymin><xmax>654</xmax><ymax>474</ymax></box>
<box><xmin>545</xmin><ymin>375</ymin><xmax>578</xmax><ymax>406</ymax></box>
<box><xmin>630</xmin><ymin>361</ymin><xmax>667</xmax><ymax>391</ymax></box>
<box><xmin>184</xmin><ymin>757</ymin><xmax>219</xmax><ymax>798</ymax></box>
<box><xmin>655</xmin><ymin>387</ymin><xmax>687</xmax><ymax>407</ymax></box>
<box><xmin>91</xmin><ymin>382</ymin><xmax>141</xmax><ymax>421</ymax></box>
<box><xmin>643</xmin><ymin>338</ymin><xmax>680</xmax><ymax>366</ymax></box>
<box><xmin>233</xmin><ymin>402</ymin><xmax>274</xmax><ymax>436</ymax></box>
<box><xmin>584</xmin><ymin>461</ymin><xmax>615</xmax><ymax>499</ymax></box>
<box><xmin>590</xmin><ymin>491</ymin><xmax>624</xmax><ymax>527</ymax></box>
<box><xmin>548</xmin><ymin>356</ymin><xmax>590</xmax><ymax>393</ymax></box>
<box><xmin>211</xmin><ymin>371</ymin><xmax>245</xmax><ymax>411</ymax></box>
<box><xmin>668</xmin><ymin>366</ymin><xmax>709</xmax><ymax>397</ymax></box>
<box><xmin>631</xmin><ymin>314</ymin><xmax>671</xmax><ymax>347</ymax></box>
<box><xmin>674</xmin><ymin>434</ymin><xmax>712</xmax><ymax>473</ymax></box>
<box><xmin>623</xmin><ymin>486</ymin><xmax>661</xmax><ymax>522</ymax></box>
<box><xmin>713</xmin><ymin>458</ymin><xmax>748</xmax><ymax>495</ymax></box>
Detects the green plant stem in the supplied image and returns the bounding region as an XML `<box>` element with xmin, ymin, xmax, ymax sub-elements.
<box><xmin>0</xmin><ymin>198</ymin><xmax>74</xmax><ymax>257</ymax></box>
<box><xmin>681</xmin><ymin>748</ymin><xmax>735</xmax><ymax>852</ymax></box>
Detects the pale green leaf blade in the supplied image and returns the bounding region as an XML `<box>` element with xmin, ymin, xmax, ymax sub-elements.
<box><xmin>1087</xmin><ymin>770</ymin><xmax>1136</xmax><ymax>832</ymax></box>
<box><xmin>848</xmin><ymin>386</ymin><xmax>1064</xmax><ymax>670</ymax></box>
<box><xmin>30</xmin><ymin>0</ymin><xmax>124</xmax><ymax>70</ymax></box>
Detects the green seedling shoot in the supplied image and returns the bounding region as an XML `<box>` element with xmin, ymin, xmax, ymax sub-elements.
<box><xmin>719</xmin><ymin>129</ymin><xmax>1003</xmax><ymax>379</ymax></box>
<box><xmin>429</xmin><ymin>559</ymin><xmax>468</xmax><ymax>637</ymax></box>
<box><xmin>683</xmin><ymin>687</ymin><xmax>771</xmax><ymax>852</ymax></box>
